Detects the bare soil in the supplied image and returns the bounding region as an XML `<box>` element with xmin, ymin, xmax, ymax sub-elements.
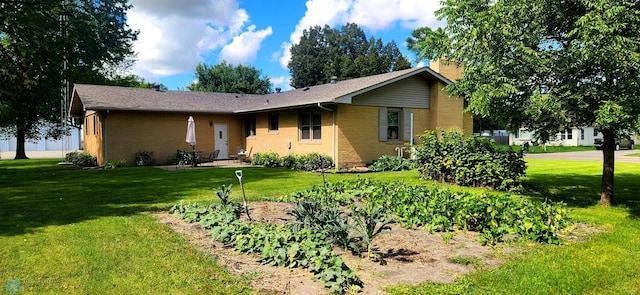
<box><xmin>154</xmin><ymin>201</ymin><xmax>586</xmax><ymax>294</ymax></box>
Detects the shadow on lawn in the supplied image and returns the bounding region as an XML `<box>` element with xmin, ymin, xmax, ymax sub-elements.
<box><xmin>0</xmin><ymin>159</ymin><xmax>309</xmax><ymax>236</ymax></box>
<box><xmin>524</xmin><ymin>172</ymin><xmax>640</xmax><ymax>217</ymax></box>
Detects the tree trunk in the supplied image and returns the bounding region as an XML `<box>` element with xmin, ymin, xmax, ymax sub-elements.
<box><xmin>600</xmin><ymin>129</ymin><xmax>615</xmax><ymax>206</ymax></box>
<box><xmin>14</xmin><ymin>126</ymin><xmax>29</xmax><ymax>159</ymax></box>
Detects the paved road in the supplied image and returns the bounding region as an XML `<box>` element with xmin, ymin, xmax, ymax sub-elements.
<box><xmin>525</xmin><ymin>149</ymin><xmax>640</xmax><ymax>163</ymax></box>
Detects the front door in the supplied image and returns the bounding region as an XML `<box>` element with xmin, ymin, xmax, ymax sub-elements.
<box><xmin>214</xmin><ymin>124</ymin><xmax>229</xmax><ymax>158</ymax></box>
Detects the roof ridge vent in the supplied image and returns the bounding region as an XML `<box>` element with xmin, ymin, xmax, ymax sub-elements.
<box><xmin>330</xmin><ymin>76</ymin><xmax>338</xmax><ymax>84</ymax></box>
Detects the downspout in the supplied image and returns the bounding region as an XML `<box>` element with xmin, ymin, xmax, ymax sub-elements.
<box><xmin>317</xmin><ymin>102</ymin><xmax>336</xmax><ymax>169</ymax></box>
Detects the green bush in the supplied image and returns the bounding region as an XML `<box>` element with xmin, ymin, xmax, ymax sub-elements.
<box><xmin>251</xmin><ymin>151</ymin><xmax>281</xmax><ymax>167</ymax></box>
<box><xmin>368</xmin><ymin>155</ymin><xmax>414</xmax><ymax>171</ymax></box>
<box><xmin>171</xmin><ymin>150</ymin><xmax>198</xmax><ymax>166</ymax></box>
<box><xmin>65</xmin><ymin>152</ymin><xmax>97</xmax><ymax>167</ymax></box>
<box><xmin>281</xmin><ymin>154</ymin><xmax>298</xmax><ymax>169</ymax></box>
<box><xmin>298</xmin><ymin>153</ymin><xmax>333</xmax><ymax>171</ymax></box>
<box><xmin>415</xmin><ymin>129</ymin><xmax>526</xmax><ymax>190</ymax></box>
<box><xmin>104</xmin><ymin>160</ymin><xmax>127</xmax><ymax>169</ymax></box>
<box><xmin>251</xmin><ymin>152</ymin><xmax>333</xmax><ymax>171</ymax></box>
<box><xmin>135</xmin><ymin>150</ymin><xmax>155</xmax><ymax>166</ymax></box>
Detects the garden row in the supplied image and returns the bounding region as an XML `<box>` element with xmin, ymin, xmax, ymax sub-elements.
<box><xmin>280</xmin><ymin>177</ymin><xmax>570</xmax><ymax>245</ymax></box>
<box><xmin>170</xmin><ymin>201</ymin><xmax>363</xmax><ymax>294</ymax></box>
<box><xmin>170</xmin><ymin>177</ymin><xmax>570</xmax><ymax>293</ymax></box>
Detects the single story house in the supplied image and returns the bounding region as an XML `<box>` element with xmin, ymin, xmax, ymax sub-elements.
<box><xmin>69</xmin><ymin>61</ymin><xmax>472</xmax><ymax>168</ymax></box>
<box><xmin>510</xmin><ymin>127</ymin><xmax>602</xmax><ymax>147</ymax></box>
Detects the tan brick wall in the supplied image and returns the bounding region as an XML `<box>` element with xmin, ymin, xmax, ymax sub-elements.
<box><xmin>247</xmin><ymin>110</ymin><xmax>334</xmax><ymax>160</ymax></box>
<box><xmin>429</xmin><ymin>58</ymin><xmax>463</xmax><ymax>82</ymax></box>
<box><xmin>83</xmin><ymin>112</ymin><xmax>105</xmax><ymax>165</ymax></box>
<box><xmin>87</xmin><ymin>111</ymin><xmax>241</xmax><ymax>166</ymax></box>
<box><xmin>429</xmin><ymin>81</ymin><xmax>466</xmax><ymax>131</ymax></box>
<box><xmin>430</xmin><ymin>57</ymin><xmax>473</xmax><ymax>136</ymax></box>
<box><xmin>336</xmin><ymin>105</ymin><xmax>429</xmax><ymax>168</ymax></box>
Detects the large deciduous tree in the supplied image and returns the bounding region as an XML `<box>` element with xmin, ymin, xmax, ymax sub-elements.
<box><xmin>0</xmin><ymin>0</ymin><xmax>137</xmax><ymax>159</ymax></box>
<box><xmin>288</xmin><ymin>23</ymin><xmax>411</xmax><ymax>89</ymax></box>
<box><xmin>187</xmin><ymin>61</ymin><xmax>272</xmax><ymax>94</ymax></box>
<box><xmin>408</xmin><ymin>0</ymin><xmax>640</xmax><ymax>206</ymax></box>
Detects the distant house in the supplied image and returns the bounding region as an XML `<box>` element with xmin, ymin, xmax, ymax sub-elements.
<box><xmin>509</xmin><ymin>127</ymin><xmax>601</xmax><ymax>147</ymax></box>
<box><xmin>69</xmin><ymin>62</ymin><xmax>472</xmax><ymax>168</ymax></box>
<box><xmin>0</xmin><ymin>129</ymin><xmax>81</xmax><ymax>156</ymax></box>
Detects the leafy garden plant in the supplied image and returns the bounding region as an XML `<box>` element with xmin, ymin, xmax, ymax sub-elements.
<box><xmin>171</xmin><ymin>202</ymin><xmax>362</xmax><ymax>293</ymax></box>
<box><xmin>351</xmin><ymin>204</ymin><xmax>393</xmax><ymax>258</ymax></box>
<box><xmin>213</xmin><ymin>184</ymin><xmax>233</xmax><ymax>206</ymax></box>
<box><xmin>287</xmin><ymin>178</ymin><xmax>570</xmax><ymax>245</ymax></box>
<box><xmin>368</xmin><ymin>155</ymin><xmax>414</xmax><ymax>171</ymax></box>
<box><xmin>414</xmin><ymin>129</ymin><xmax>526</xmax><ymax>190</ymax></box>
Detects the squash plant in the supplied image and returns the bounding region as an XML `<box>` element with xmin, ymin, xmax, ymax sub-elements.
<box><xmin>170</xmin><ymin>202</ymin><xmax>363</xmax><ymax>293</ymax></box>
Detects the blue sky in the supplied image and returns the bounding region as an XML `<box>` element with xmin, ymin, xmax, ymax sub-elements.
<box><xmin>127</xmin><ymin>0</ymin><xmax>444</xmax><ymax>91</ymax></box>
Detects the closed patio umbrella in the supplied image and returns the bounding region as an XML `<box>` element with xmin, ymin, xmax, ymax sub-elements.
<box><xmin>186</xmin><ymin>116</ymin><xmax>196</xmax><ymax>166</ymax></box>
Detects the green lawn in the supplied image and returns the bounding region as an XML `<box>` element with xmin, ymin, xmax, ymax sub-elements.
<box><xmin>1</xmin><ymin>159</ymin><xmax>639</xmax><ymax>294</ymax></box>
<box><xmin>523</xmin><ymin>145</ymin><xmax>595</xmax><ymax>153</ymax></box>
<box><xmin>387</xmin><ymin>159</ymin><xmax>640</xmax><ymax>294</ymax></box>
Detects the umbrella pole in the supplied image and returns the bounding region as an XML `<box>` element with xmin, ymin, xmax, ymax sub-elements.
<box><xmin>191</xmin><ymin>145</ymin><xmax>196</xmax><ymax>167</ymax></box>
<box><xmin>235</xmin><ymin>170</ymin><xmax>252</xmax><ymax>221</ymax></box>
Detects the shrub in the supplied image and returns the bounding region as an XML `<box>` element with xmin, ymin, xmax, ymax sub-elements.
<box><xmin>65</xmin><ymin>152</ymin><xmax>97</xmax><ymax>167</ymax></box>
<box><xmin>281</xmin><ymin>154</ymin><xmax>298</xmax><ymax>170</ymax></box>
<box><xmin>415</xmin><ymin>129</ymin><xmax>526</xmax><ymax>190</ymax></box>
<box><xmin>171</xmin><ymin>150</ymin><xmax>198</xmax><ymax>166</ymax></box>
<box><xmin>368</xmin><ymin>155</ymin><xmax>414</xmax><ymax>171</ymax></box>
<box><xmin>251</xmin><ymin>151</ymin><xmax>281</xmax><ymax>167</ymax></box>
<box><xmin>135</xmin><ymin>150</ymin><xmax>155</xmax><ymax>166</ymax></box>
<box><xmin>298</xmin><ymin>153</ymin><xmax>333</xmax><ymax>171</ymax></box>
<box><xmin>251</xmin><ymin>152</ymin><xmax>333</xmax><ymax>171</ymax></box>
<box><xmin>104</xmin><ymin>160</ymin><xmax>127</xmax><ymax>169</ymax></box>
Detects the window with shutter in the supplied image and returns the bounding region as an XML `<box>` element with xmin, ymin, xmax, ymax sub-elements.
<box><xmin>379</xmin><ymin>108</ymin><xmax>412</xmax><ymax>142</ymax></box>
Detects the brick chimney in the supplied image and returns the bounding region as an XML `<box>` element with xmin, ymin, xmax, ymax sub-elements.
<box><xmin>429</xmin><ymin>57</ymin><xmax>463</xmax><ymax>82</ymax></box>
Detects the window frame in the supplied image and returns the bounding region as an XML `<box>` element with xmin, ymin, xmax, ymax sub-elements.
<box><xmin>245</xmin><ymin>116</ymin><xmax>256</xmax><ymax>137</ymax></box>
<box><xmin>379</xmin><ymin>108</ymin><xmax>412</xmax><ymax>142</ymax></box>
<box><xmin>268</xmin><ymin>113</ymin><xmax>279</xmax><ymax>133</ymax></box>
<box><xmin>299</xmin><ymin>110</ymin><xmax>321</xmax><ymax>141</ymax></box>
<box><xmin>386</xmin><ymin>109</ymin><xmax>400</xmax><ymax>141</ymax></box>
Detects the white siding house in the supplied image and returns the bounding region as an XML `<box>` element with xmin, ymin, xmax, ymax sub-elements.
<box><xmin>509</xmin><ymin>127</ymin><xmax>600</xmax><ymax>146</ymax></box>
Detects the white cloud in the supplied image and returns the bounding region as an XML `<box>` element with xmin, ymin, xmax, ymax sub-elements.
<box><xmin>128</xmin><ymin>0</ymin><xmax>258</xmax><ymax>79</ymax></box>
<box><xmin>278</xmin><ymin>0</ymin><xmax>443</xmax><ymax>68</ymax></box>
<box><xmin>219</xmin><ymin>25</ymin><xmax>273</xmax><ymax>65</ymax></box>
<box><xmin>349</xmin><ymin>0</ymin><xmax>441</xmax><ymax>31</ymax></box>
<box><xmin>270</xmin><ymin>76</ymin><xmax>293</xmax><ymax>92</ymax></box>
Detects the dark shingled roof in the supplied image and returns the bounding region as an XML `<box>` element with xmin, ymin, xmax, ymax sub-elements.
<box><xmin>70</xmin><ymin>66</ymin><xmax>450</xmax><ymax>117</ymax></box>
<box><xmin>70</xmin><ymin>84</ymin><xmax>261</xmax><ymax>117</ymax></box>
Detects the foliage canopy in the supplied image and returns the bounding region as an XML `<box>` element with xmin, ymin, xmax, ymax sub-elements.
<box><xmin>187</xmin><ymin>61</ymin><xmax>272</xmax><ymax>94</ymax></box>
<box><xmin>288</xmin><ymin>23</ymin><xmax>411</xmax><ymax>88</ymax></box>
<box><xmin>0</xmin><ymin>0</ymin><xmax>138</xmax><ymax>158</ymax></box>
<box><xmin>408</xmin><ymin>0</ymin><xmax>640</xmax><ymax>205</ymax></box>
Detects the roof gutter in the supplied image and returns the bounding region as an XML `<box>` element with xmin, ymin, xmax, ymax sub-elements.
<box><xmin>318</xmin><ymin>103</ymin><xmax>337</xmax><ymax>169</ymax></box>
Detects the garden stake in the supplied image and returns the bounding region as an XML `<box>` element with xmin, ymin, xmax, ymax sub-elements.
<box><xmin>235</xmin><ymin>170</ymin><xmax>252</xmax><ymax>221</ymax></box>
